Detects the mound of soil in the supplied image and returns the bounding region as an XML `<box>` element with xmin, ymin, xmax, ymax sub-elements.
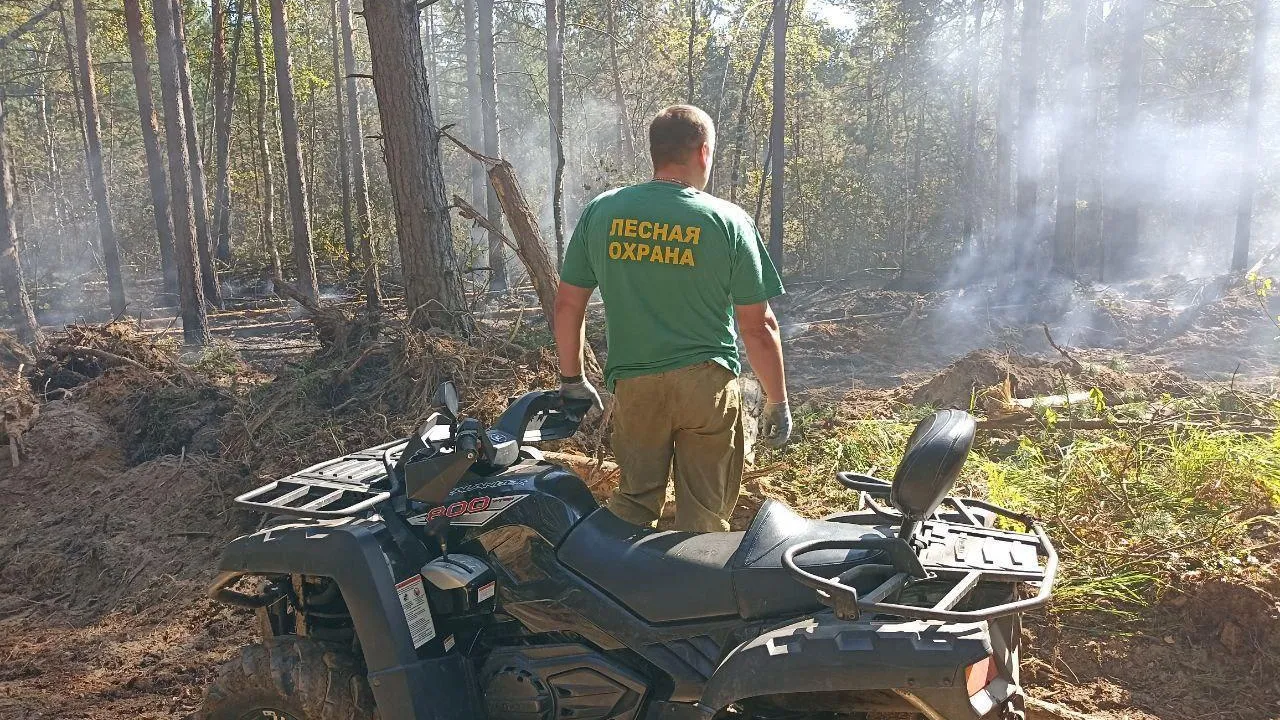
<box><xmin>912</xmin><ymin>350</ymin><xmax>1076</xmax><ymax>409</ymax></box>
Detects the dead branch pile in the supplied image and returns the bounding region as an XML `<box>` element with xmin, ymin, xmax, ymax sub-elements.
<box><xmin>30</xmin><ymin>320</ymin><xmax>195</xmax><ymax>393</ymax></box>
<box><xmin>222</xmin><ymin>322</ymin><xmax>561</xmax><ymax>481</ymax></box>
<box><xmin>1</xmin><ymin>330</ymin><xmax>38</xmax><ymax>466</ymax></box>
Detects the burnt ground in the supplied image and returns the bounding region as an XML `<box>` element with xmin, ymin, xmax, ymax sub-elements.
<box><xmin>1</xmin><ymin>272</ymin><xmax>1278</xmax><ymax>719</ymax></box>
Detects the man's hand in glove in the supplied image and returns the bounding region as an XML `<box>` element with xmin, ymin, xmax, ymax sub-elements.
<box><xmin>761</xmin><ymin>400</ymin><xmax>792</xmax><ymax>448</ymax></box>
<box><xmin>560</xmin><ymin>375</ymin><xmax>603</xmax><ymax>413</ymax></box>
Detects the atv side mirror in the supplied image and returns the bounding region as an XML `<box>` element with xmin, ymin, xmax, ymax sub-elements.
<box><xmin>434</xmin><ymin>381</ymin><xmax>460</xmax><ymax>418</ymax></box>
<box><xmin>890</xmin><ymin>409</ymin><xmax>976</xmax><ymax>529</ymax></box>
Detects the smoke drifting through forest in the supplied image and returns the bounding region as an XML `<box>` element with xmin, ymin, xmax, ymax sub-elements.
<box><xmin>0</xmin><ymin>0</ymin><xmax>1275</xmax><ymax>336</ymax></box>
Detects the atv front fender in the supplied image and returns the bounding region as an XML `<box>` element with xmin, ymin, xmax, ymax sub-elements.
<box><xmin>699</xmin><ymin>612</ymin><xmax>1016</xmax><ymax>719</ymax></box>
<box><xmin>212</xmin><ymin>518</ymin><xmax>480</xmax><ymax>720</ymax></box>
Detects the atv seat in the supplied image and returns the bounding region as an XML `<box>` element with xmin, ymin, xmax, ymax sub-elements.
<box><xmin>557</xmin><ymin>500</ymin><xmax>889</xmax><ymax>624</ymax></box>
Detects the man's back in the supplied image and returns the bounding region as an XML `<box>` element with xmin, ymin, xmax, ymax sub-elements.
<box><xmin>560</xmin><ymin>180</ymin><xmax>781</xmax><ymax>390</ymax></box>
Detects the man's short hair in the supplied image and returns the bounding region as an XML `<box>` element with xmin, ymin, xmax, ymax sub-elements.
<box><xmin>649</xmin><ymin>105</ymin><xmax>715</xmax><ymax>168</ymax></box>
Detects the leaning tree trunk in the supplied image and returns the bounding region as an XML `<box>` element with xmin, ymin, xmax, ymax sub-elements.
<box><xmin>478</xmin><ymin>0</ymin><xmax>508</xmax><ymax>291</ymax></box>
<box><xmin>462</xmin><ymin>0</ymin><xmax>489</xmax><ymax>267</ymax></box>
<box><xmin>362</xmin><ymin>0</ymin><xmax>470</xmax><ymax>332</ymax></box>
<box><xmin>151</xmin><ymin>0</ymin><xmax>209</xmax><ymax>344</ymax></box>
<box><xmin>767</xmin><ymin>0</ymin><xmax>787</xmax><ymax>270</ymax></box>
<box><xmin>545</xmin><ymin>0</ymin><xmax>566</xmax><ymax>266</ymax></box>
<box><xmin>1232</xmin><ymin>0</ymin><xmax>1269</xmax><ymax>271</ymax></box>
<box><xmin>250</xmin><ymin>0</ymin><xmax>281</xmax><ymax>279</ymax></box>
<box><xmin>729</xmin><ymin>12</ymin><xmax>772</xmax><ymax>205</ymax></box>
<box><xmin>1106</xmin><ymin>0</ymin><xmax>1147</xmax><ymax>278</ymax></box>
<box><xmin>1012</xmin><ymin>0</ymin><xmax>1042</xmax><ymax>277</ymax></box>
<box><xmin>173</xmin><ymin>0</ymin><xmax>223</xmax><ymax>305</ymax></box>
<box><xmin>338</xmin><ymin>0</ymin><xmax>381</xmax><ymax>313</ymax></box>
<box><xmin>1052</xmin><ymin>0</ymin><xmax>1089</xmax><ymax>277</ymax></box>
<box><xmin>213</xmin><ymin>1</ymin><xmax>244</xmax><ymax>263</ymax></box>
<box><xmin>0</xmin><ymin>91</ymin><xmax>41</xmax><ymax>345</ymax></box>
<box><xmin>71</xmin><ymin>0</ymin><xmax>126</xmax><ymax>317</ymax></box>
<box><xmin>123</xmin><ymin>0</ymin><xmax>178</xmax><ymax>296</ymax></box>
<box><xmin>269</xmin><ymin>0</ymin><xmax>319</xmax><ymax>302</ymax></box>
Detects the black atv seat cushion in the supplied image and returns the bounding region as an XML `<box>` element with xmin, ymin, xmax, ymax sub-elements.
<box><xmin>557</xmin><ymin>500</ymin><xmax>887</xmax><ymax>624</ymax></box>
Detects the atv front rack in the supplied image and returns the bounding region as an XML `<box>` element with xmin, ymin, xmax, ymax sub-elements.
<box><xmin>779</xmin><ymin>472</ymin><xmax>1058</xmax><ymax>622</ymax></box>
<box><xmin>234</xmin><ymin>440</ymin><xmax>407</xmax><ymax>518</ymax></box>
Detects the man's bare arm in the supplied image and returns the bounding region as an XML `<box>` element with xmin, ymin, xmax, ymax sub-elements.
<box><xmin>554</xmin><ymin>281</ymin><xmax>594</xmax><ymax>377</ymax></box>
<box><xmin>735</xmin><ymin>301</ymin><xmax>787</xmax><ymax>403</ymax></box>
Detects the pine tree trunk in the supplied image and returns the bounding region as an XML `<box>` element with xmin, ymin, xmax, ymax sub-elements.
<box><xmin>0</xmin><ymin>91</ymin><xmax>41</xmax><ymax>345</ymax></box>
<box><xmin>172</xmin><ymin>0</ymin><xmax>223</xmax><ymax>305</ymax></box>
<box><xmin>1053</xmin><ymin>0</ymin><xmax>1089</xmax><ymax>277</ymax></box>
<box><xmin>251</xmin><ymin>0</ymin><xmax>281</xmax><ymax>279</ymax></box>
<box><xmin>961</xmin><ymin>0</ymin><xmax>984</xmax><ymax>257</ymax></box>
<box><xmin>362</xmin><ymin>0</ymin><xmax>470</xmax><ymax>332</ymax></box>
<box><xmin>478</xmin><ymin>0</ymin><xmax>508</xmax><ymax>290</ymax></box>
<box><xmin>729</xmin><ymin>12</ymin><xmax>772</xmax><ymax>205</ymax></box>
<box><xmin>993</xmin><ymin>0</ymin><xmax>1016</xmax><ymax>266</ymax></box>
<box><xmin>1106</xmin><ymin>0</ymin><xmax>1147</xmax><ymax>278</ymax></box>
<box><xmin>210</xmin><ymin>0</ymin><xmax>227</xmax><ymax>251</ymax></box>
<box><xmin>71</xmin><ymin>0</ymin><xmax>126</xmax><ymax>317</ymax></box>
<box><xmin>545</xmin><ymin>0</ymin><xmax>566</xmax><ymax>266</ymax></box>
<box><xmin>123</xmin><ymin>0</ymin><xmax>178</xmax><ymax>296</ymax></box>
<box><xmin>151</xmin><ymin>0</ymin><xmax>209</xmax><ymax>344</ymax></box>
<box><xmin>1013</xmin><ymin>0</ymin><xmax>1042</xmax><ymax>276</ymax></box>
<box><xmin>687</xmin><ymin>0</ymin><xmax>697</xmax><ymax>103</ymax></box>
<box><xmin>605</xmin><ymin>0</ymin><xmax>635</xmax><ymax>164</ymax></box>
<box><xmin>1232</xmin><ymin>0</ymin><xmax>1269</xmax><ymax>271</ymax></box>
<box><xmin>213</xmin><ymin>2</ymin><xmax>244</xmax><ymax>263</ymax></box>
<box><xmin>767</xmin><ymin>0</ymin><xmax>787</xmax><ymax>270</ymax></box>
<box><xmin>269</xmin><ymin>0</ymin><xmax>319</xmax><ymax>302</ymax></box>
<box><xmin>331</xmin><ymin>0</ymin><xmax>353</xmax><ymax>274</ymax></box>
<box><xmin>338</xmin><ymin>0</ymin><xmax>380</xmax><ymax>313</ymax></box>
<box><xmin>462</xmin><ymin>0</ymin><xmax>489</xmax><ymax>268</ymax></box>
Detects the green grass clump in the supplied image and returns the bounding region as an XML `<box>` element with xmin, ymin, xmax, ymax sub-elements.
<box><xmin>759</xmin><ymin>404</ymin><xmax>1280</xmax><ymax>616</ymax></box>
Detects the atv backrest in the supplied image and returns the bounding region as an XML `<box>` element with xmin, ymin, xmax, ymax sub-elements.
<box><xmin>890</xmin><ymin>409</ymin><xmax>976</xmax><ymax>521</ymax></box>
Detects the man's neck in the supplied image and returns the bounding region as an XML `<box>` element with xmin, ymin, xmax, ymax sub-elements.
<box><xmin>652</xmin><ymin>166</ymin><xmax>704</xmax><ymax>190</ymax></box>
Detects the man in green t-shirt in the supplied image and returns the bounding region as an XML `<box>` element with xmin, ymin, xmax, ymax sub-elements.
<box><xmin>553</xmin><ymin>104</ymin><xmax>791</xmax><ymax>533</ymax></box>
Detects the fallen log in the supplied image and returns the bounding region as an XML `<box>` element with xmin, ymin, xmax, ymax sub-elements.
<box><xmin>978</xmin><ymin>416</ymin><xmax>1276</xmax><ymax>435</ymax></box>
<box><xmin>442</xmin><ymin>129</ymin><xmax>602</xmax><ymax>379</ymax></box>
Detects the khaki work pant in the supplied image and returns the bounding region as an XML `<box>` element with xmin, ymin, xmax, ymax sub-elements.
<box><xmin>607</xmin><ymin>361</ymin><xmax>744</xmax><ymax>532</ymax></box>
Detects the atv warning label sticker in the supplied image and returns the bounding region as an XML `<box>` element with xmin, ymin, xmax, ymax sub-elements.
<box><xmin>395</xmin><ymin>575</ymin><xmax>436</xmax><ymax>648</ymax></box>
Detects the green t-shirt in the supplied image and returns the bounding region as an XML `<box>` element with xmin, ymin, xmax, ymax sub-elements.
<box><xmin>561</xmin><ymin>181</ymin><xmax>784</xmax><ymax>390</ymax></box>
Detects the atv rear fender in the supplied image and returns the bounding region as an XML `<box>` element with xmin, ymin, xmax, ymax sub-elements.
<box><xmin>698</xmin><ymin>611</ymin><xmax>1021</xmax><ymax>719</ymax></box>
<box><xmin>209</xmin><ymin>518</ymin><xmax>481</xmax><ymax>720</ymax></box>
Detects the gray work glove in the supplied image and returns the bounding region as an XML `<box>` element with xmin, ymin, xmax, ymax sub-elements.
<box><xmin>761</xmin><ymin>401</ymin><xmax>792</xmax><ymax>448</ymax></box>
<box><xmin>560</xmin><ymin>375</ymin><xmax>604</xmax><ymax>413</ymax></box>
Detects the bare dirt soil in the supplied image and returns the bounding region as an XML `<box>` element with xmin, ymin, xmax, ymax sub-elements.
<box><xmin>1</xmin><ymin>274</ymin><xmax>1278</xmax><ymax>719</ymax></box>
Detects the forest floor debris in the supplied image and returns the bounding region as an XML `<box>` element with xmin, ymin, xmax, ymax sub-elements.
<box><xmin>2</xmin><ymin>274</ymin><xmax>1279</xmax><ymax>719</ymax></box>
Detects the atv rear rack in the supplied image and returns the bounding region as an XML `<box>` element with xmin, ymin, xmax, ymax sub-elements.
<box><xmin>234</xmin><ymin>440</ymin><xmax>407</xmax><ymax>518</ymax></box>
<box><xmin>780</xmin><ymin>472</ymin><xmax>1058</xmax><ymax>622</ymax></box>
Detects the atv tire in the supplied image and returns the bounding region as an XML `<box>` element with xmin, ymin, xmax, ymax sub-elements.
<box><xmin>199</xmin><ymin>637</ymin><xmax>377</xmax><ymax>720</ymax></box>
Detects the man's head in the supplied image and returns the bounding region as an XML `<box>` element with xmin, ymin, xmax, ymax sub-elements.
<box><xmin>649</xmin><ymin>105</ymin><xmax>715</xmax><ymax>190</ymax></box>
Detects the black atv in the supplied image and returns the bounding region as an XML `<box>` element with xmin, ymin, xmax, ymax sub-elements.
<box><xmin>199</xmin><ymin>383</ymin><xmax>1056</xmax><ymax>720</ymax></box>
